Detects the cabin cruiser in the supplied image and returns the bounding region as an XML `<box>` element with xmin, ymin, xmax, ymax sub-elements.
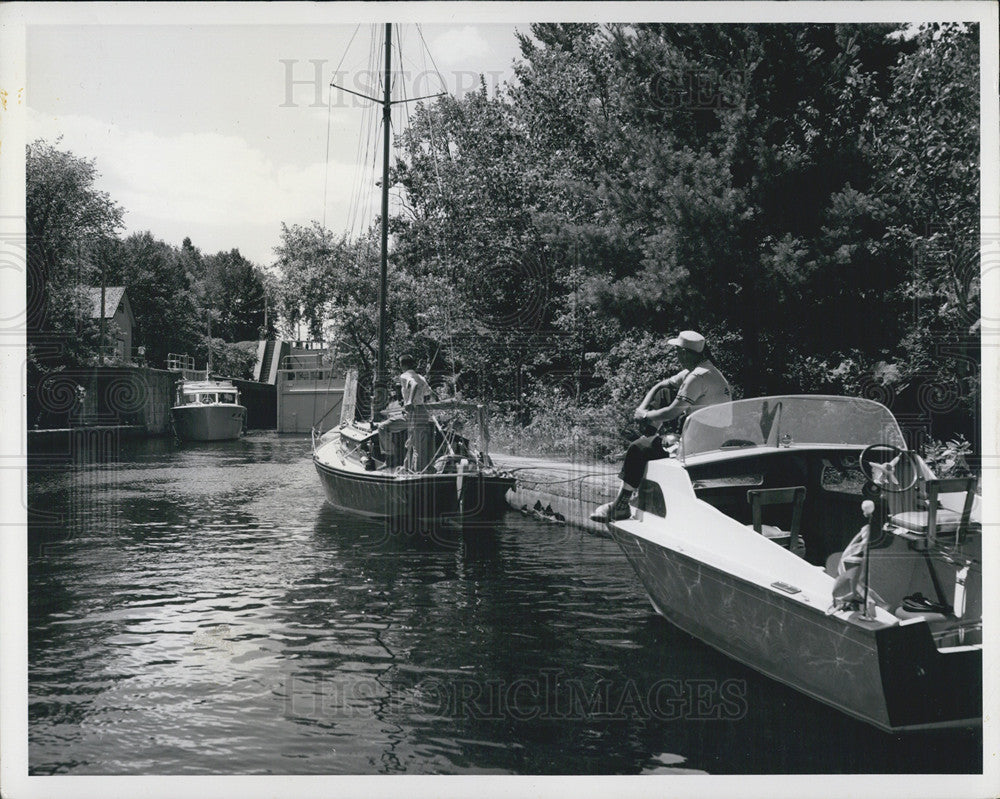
<box><xmin>607</xmin><ymin>395</ymin><xmax>982</xmax><ymax>732</ymax></box>
<box><xmin>171</xmin><ymin>379</ymin><xmax>246</xmax><ymax>442</ymax></box>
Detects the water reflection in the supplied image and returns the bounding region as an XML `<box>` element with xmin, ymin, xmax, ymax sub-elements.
<box><xmin>27</xmin><ymin>434</ymin><xmax>981</xmax><ymax>775</ymax></box>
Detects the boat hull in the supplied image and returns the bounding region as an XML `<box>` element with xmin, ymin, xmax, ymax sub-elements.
<box><xmin>172</xmin><ymin>404</ymin><xmax>246</xmax><ymax>441</ymax></box>
<box><xmin>314</xmin><ymin>453</ymin><xmax>513</xmax><ymax>527</ymax></box>
<box><xmin>608</xmin><ymin>525</ymin><xmax>981</xmax><ymax>732</ymax></box>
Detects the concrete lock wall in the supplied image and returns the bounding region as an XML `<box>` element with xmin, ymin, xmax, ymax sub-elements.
<box><xmin>141</xmin><ymin>368</ymin><xmax>175</xmax><ymax>433</ymax></box>
<box><xmin>31</xmin><ymin>367</ymin><xmax>279</xmax><ymax>435</ymax></box>
<box><xmin>230</xmin><ymin>378</ymin><xmax>277</xmax><ymax>430</ymax></box>
<box><xmin>277</xmin><ymin>376</ymin><xmax>346</xmax><ymax>434</ymax></box>
<box><xmin>31</xmin><ymin>366</ymin><xmax>174</xmax><ymax>433</ymax></box>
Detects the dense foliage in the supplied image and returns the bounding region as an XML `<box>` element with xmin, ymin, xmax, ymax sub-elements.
<box><xmin>26</xmin><ymin>143</ymin><xmax>275</xmax><ymax>384</ymax></box>
<box><xmin>27</xmin><ymin>23</ymin><xmax>981</xmax><ymax>455</ymax></box>
<box><xmin>273</xmin><ymin>22</ymin><xmax>979</xmax><ymax>452</ymax></box>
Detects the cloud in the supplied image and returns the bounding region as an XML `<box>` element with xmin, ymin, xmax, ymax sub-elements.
<box><xmin>430</xmin><ymin>26</ymin><xmax>492</xmax><ymax>67</ymax></box>
<box><xmin>27</xmin><ymin>109</ymin><xmax>371</xmax><ymax>265</ymax></box>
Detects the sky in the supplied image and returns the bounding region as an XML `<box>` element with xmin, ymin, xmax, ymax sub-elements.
<box><xmin>17</xmin><ymin>2</ymin><xmax>999</xmax><ymax>275</ymax></box>
<box><xmin>25</xmin><ymin>18</ymin><xmax>527</xmax><ymax>266</ymax></box>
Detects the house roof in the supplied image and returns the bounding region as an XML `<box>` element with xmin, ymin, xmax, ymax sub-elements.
<box><xmin>85</xmin><ymin>286</ymin><xmax>127</xmax><ymax>319</ymax></box>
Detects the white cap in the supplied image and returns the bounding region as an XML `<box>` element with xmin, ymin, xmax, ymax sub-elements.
<box><xmin>667</xmin><ymin>330</ymin><xmax>705</xmax><ymax>353</ymax></box>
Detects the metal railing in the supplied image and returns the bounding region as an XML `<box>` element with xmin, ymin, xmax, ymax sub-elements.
<box><xmin>166</xmin><ymin>353</ymin><xmax>207</xmax><ymax>381</ymax></box>
<box><xmin>278</xmin><ymin>352</ymin><xmax>333</xmax><ymax>381</ymax></box>
<box><xmin>167</xmin><ymin>353</ymin><xmax>195</xmax><ymax>372</ymax></box>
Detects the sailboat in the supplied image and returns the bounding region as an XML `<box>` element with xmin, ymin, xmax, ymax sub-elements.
<box><xmin>312</xmin><ymin>24</ymin><xmax>514</xmax><ymax>527</ymax></box>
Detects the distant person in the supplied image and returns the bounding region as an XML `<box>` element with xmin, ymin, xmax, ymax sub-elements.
<box><xmin>590</xmin><ymin>330</ymin><xmax>731</xmax><ymax>522</ymax></box>
<box><xmin>378</xmin><ymin>355</ymin><xmax>432</xmax><ymax>469</ymax></box>
<box><xmin>398</xmin><ymin>355</ymin><xmax>432</xmax><ymax>407</ymax></box>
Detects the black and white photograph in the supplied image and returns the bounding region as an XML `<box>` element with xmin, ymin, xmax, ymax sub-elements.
<box><xmin>1</xmin><ymin>2</ymin><xmax>997</xmax><ymax>797</ymax></box>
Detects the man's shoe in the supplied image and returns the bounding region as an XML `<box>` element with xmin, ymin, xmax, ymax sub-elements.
<box><xmin>589</xmin><ymin>500</ymin><xmax>632</xmax><ymax>522</ymax></box>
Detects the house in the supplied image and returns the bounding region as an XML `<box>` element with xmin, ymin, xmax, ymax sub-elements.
<box><xmin>85</xmin><ymin>286</ymin><xmax>135</xmax><ymax>362</ymax></box>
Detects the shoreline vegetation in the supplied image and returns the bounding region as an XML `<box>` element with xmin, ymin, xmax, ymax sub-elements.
<box><xmin>27</xmin><ymin>23</ymin><xmax>980</xmax><ymax>474</ymax></box>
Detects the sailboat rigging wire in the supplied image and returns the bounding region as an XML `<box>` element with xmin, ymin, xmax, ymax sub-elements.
<box><xmin>322</xmin><ymin>90</ymin><xmax>334</xmax><ymax>230</ymax></box>
<box><xmin>324</xmin><ymin>25</ymin><xmax>362</xmax><ymax>230</ymax></box>
<box><xmin>338</xmin><ymin>25</ymin><xmax>459</xmax><ymax>399</ymax></box>
<box><xmin>411</xmin><ymin>27</ymin><xmax>461</xmax><ymax>396</ymax></box>
<box><xmin>345</xmin><ymin>28</ymin><xmax>369</xmax><ymax>239</ymax></box>
<box><xmin>353</xmin><ymin>26</ymin><xmax>379</xmax><ymax>239</ymax></box>
<box><xmin>363</xmin><ymin>26</ymin><xmax>384</xmax><ymax>234</ymax></box>
<box><xmin>415</xmin><ymin>24</ymin><xmax>448</xmax><ymax>93</ymax></box>
<box><xmin>345</xmin><ymin>25</ymin><xmax>381</xmax><ymax>240</ymax></box>
<box><xmin>333</xmin><ymin>24</ymin><xmax>362</xmax><ymax>76</ymax></box>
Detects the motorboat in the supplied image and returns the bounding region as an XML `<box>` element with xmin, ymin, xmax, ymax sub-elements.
<box><xmin>607</xmin><ymin>395</ymin><xmax>982</xmax><ymax>732</ymax></box>
<box><xmin>171</xmin><ymin>378</ymin><xmax>246</xmax><ymax>442</ymax></box>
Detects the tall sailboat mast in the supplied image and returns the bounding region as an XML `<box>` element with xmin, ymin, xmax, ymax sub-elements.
<box><xmin>324</xmin><ymin>23</ymin><xmax>441</xmax><ymax>421</ymax></box>
<box><xmin>372</xmin><ymin>22</ymin><xmax>392</xmax><ymax>420</ymax></box>
<box><xmin>312</xmin><ymin>25</ymin><xmax>515</xmax><ymax>525</ymax></box>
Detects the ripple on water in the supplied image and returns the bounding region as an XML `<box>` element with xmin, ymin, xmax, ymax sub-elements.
<box><xmin>27</xmin><ymin>433</ymin><xmax>983</xmax><ymax>776</ymax></box>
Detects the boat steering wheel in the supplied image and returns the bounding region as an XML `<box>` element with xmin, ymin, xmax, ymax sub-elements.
<box><xmin>858</xmin><ymin>444</ymin><xmax>918</xmax><ymax>494</ymax></box>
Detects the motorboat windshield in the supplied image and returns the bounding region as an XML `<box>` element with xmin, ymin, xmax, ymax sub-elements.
<box><xmin>680</xmin><ymin>395</ymin><xmax>906</xmax><ymax>460</ymax></box>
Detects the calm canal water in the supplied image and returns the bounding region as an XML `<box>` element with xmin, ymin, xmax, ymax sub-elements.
<box><xmin>28</xmin><ymin>433</ymin><xmax>980</xmax><ymax>775</ymax></box>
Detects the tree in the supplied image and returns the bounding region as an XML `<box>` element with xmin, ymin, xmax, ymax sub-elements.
<box><xmin>394</xmin><ymin>85</ymin><xmax>556</xmax><ymax>406</ymax></box>
<box><xmin>26</xmin><ymin>139</ymin><xmax>124</xmax><ymax>332</ymax></box>
<box><xmin>393</xmin><ymin>23</ymin><xmax>911</xmax><ymax>404</ymax></box>
<box><xmin>103</xmin><ymin>232</ymin><xmax>203</xmax><ymax>368</ymax></box>
<box><xmin>274</xmin><ymin>22</ymin><xmax>980</xmax><ymax>448</ymax></box>
<box><xmin>26</xmin><ymin>140</ymin><xmax>125</xmax><ymax>425</ymax></box>
<box><xmin>872</xmin><ymin>23</ymin><xmax>980</xmax><ymax>418</ymax></box>
<box><xmin>201</xmin><ymin>249</ymin><xmax>269</xmax><ymax>342</ymax></box>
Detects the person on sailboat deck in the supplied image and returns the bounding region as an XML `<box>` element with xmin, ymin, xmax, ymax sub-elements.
<box><xmin>590</xmin><ymin>330</ymin><xmax>731</xmax><ymax>522</ymax></box>
<box><xmin>377</xmin><ymin>355</ymin><xmax>433</xmax><ymax>469</ymax></box>
<box><xmin>398</xmin><ymin>355</ymin><xmax>432</xmax><ymax>406</ymax></box>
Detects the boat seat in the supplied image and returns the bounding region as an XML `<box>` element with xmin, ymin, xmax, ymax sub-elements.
<box><xmin>894</xmin><ymin>603</ymin><xmax>948</xmax><ymax>626</ymax></box>
<box><xmin>889</xmin><ymin>477</ymin><xmax>977</xmax><ymax>545</ymax></box>
<box><xmin>747</xmin><ymin>486</ymin><xmax>805</xmax><ymax>552</ymax></box>
<box><xmin>824</xmin><ymin>551</ymin><xmax>842</xmax><ymax>578</ymax></box>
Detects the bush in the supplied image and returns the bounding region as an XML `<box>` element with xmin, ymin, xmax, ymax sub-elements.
<box><xmin>922</xmin><ymin>435</ymin><xmax>974</xmax><ymax>479</ymax></box>
<box><xmin>490</xmin><ymin>387</ymin><xmax>620</xmax><ymax>461</ymax></box>
<box><xmin>209</xmin><ymin>340</ymin><xmax>258</xmax><ymax>380</ymax></box>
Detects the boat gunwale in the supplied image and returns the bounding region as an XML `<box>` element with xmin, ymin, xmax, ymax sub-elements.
<box><xmin>312</xmin><ymin>450</ymin><xmax>510</xmax><ymax>486</ymax></box>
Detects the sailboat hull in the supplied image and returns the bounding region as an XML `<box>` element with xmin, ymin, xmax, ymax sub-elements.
<box><xmin>314</xmin><ymin>440</ymin><xmax>513</xmax><ymax>527</ymax></box>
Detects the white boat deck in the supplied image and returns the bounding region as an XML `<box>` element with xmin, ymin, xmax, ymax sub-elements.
<box><xmin>612</xmin><ymin>459</ymin><xmax>898</xmax><ymax>625</ymax></box>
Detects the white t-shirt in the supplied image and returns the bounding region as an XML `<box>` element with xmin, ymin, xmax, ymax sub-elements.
<box><xmin>399</xmin><ymin>369</ymin><xmax>431</xmax><ymax>406</ymax></box>
<box><xmin>666</xmin><ymin>360</ymin><xmax>731</xmax><ymax>410</ymax></box>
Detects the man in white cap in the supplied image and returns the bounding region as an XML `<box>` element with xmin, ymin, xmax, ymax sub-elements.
<box><xmin>590</xmin><ymin>330</ymin><xmax>731</xmax><ymax>522</ymax></box>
